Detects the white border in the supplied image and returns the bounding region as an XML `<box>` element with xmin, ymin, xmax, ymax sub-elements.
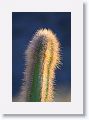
<box><xmin>0</xmin><ymin>0</ymin><xmax>83</xmax><ymax>114</ymax></box>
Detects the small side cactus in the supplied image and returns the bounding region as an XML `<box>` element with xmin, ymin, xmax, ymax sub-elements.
<box><xmin>20</xmin><ymin>28</ymin><xmax>61</xmax><ymax>102</ymax></box>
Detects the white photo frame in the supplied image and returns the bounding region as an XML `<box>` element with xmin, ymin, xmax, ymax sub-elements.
<box><xmin>0</xmin><ymin>0</ymin><xmax>83</xmax><ymax>114</ymax></box>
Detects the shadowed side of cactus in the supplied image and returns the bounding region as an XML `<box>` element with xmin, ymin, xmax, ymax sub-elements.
<box><xmin>19</xmin><ymin>28</ymin><xmax>61</xmax><ymax>102</ymax></box>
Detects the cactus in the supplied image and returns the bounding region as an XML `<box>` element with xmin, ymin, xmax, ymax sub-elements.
<box><xmin>20</xmin><ymin>28</ymin><xmax>61</xmax><ymax>102</ymax></box>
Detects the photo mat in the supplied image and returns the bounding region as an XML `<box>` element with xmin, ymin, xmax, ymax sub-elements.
<box><xmin>0</xmin><ymin>0</ymin><xmax>83</xmax><ymax>114</ymax></box>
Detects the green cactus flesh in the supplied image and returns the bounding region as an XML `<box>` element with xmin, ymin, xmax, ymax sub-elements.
<box><xmin>27</xmin><ymin>42</ymin><xmax>43</xmax><ymax>102</ymax></box>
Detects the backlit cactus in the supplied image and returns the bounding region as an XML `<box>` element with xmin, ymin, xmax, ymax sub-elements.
<box><xmin>20</xmin><ymin>28</ymin><xmax>61</xmax><ymax>102</ymax></box>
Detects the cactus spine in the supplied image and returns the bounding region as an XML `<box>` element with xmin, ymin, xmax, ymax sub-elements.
<box><xmin>20</xmin><ymin>28</ymin><xmax>61</xmax><ymax>102</ymax></box>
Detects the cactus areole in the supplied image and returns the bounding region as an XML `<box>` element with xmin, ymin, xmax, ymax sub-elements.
<box><xmin>21</xmin><ymin>29</ymin><xmax>61</xmax><ymax>102</ymax></box>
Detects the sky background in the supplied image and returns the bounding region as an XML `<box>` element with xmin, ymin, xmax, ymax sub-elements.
<box><xmin>12</xmin><ymin>12</ymin><xmax>71</xmax><ymax>102</ymax></box>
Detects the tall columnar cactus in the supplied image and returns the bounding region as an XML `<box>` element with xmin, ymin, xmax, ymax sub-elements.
<box><xmin>20</xmin><ymin>28</ymin><xmax>61</xmax><ymax>102</ymax></box>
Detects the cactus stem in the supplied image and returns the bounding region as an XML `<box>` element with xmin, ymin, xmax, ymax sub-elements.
<box><xmin>19</xmin><ymin>28</ymin><xmax>61</xmax><ymax>102</ymax></box>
